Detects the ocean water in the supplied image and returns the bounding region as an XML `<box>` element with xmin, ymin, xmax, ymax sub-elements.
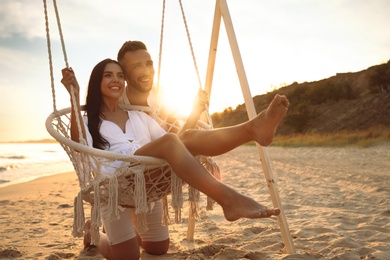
<box><xmin>0</xmin><ymin>143</ymin><xmax>73</xmax><ymax>188</ymax></box>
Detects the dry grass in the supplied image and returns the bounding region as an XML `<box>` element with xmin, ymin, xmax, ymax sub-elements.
<box><xmin>270</xmin><ymin>126</ymin><xmax>390</xmax><ymax>148</ymax></box>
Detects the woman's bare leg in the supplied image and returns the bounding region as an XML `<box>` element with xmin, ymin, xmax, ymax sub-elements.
<box><xmin>179</xmin><ymin>94</ymin><xmax>289</xmax><ymax>156</ymax></box>
<box><xmin>135</xmin><ymin>134</ymin><xmax>280</xmax><ymax>221</ymax></box>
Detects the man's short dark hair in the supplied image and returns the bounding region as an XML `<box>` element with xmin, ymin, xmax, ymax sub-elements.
<box><xmin>117</xmin><ymin>40</ymin><xmax>148</xmax><ymax>64</ymax></box>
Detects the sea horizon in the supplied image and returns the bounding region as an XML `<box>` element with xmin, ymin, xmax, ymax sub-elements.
<box><xmin>0</xmin><ymin>142</ymin><xmax>73</xmax><ymax>188</ymax></box>
<box><xmin>0</xmin><ymin>138</ymin><xmax>57</xmax><ymax>144</ymax></box>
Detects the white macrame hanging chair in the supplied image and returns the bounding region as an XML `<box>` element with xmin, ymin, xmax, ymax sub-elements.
<box><xmin>43</xmin><ymin>0</ymin><xmax>220</xmax><ymax>246</ymax></box>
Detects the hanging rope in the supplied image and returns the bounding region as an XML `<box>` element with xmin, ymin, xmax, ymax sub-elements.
<box><xmin>154</xmin><ymin>0</ymin><xmax>213</xmax><ymax>128</ymax></box>
<box><xmin>156</xmin><ymin>0</ymin><xmax>166</xmax><ymax>90</ymax></box>
<box><xmin>157</xmin><ymin>0</ymin><xmax>202</xmax><ymax>91</ymax></box>
<box><xmin>52</xmin><ymin>0</ymin><xmax>69</xmax><ymax>68</ymax></box>
<box><xmin>43</xmin><ymin>0</ymin><xmax>57</xmax><ymax>113</ymax></box>
<box><xmin>43</xmin><ymin>0</ymin><xmax>87</xmax><ymax>145</ymax></box>
<box><xmin>177</xmin><ymin>0</ymin><xmax>214</xmax><ymax>127</ymax></box>
<box><xmin>178</xmin><ymin>0</ymin><xmax>203</xmax><ymax>91</ymax></box>
<box><xmin>153</xmin><ymin>0</ymin><xmax>167</xmax><ymax>117</ymax></box>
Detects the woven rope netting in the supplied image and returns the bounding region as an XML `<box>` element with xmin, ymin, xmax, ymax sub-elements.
<box><xmin>43</xmin><ymin>0</ymin><xmax>219</xmax><ymax>245</ymax></box>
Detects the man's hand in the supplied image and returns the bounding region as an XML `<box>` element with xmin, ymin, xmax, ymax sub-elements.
<box><xmin>192</xmin><ymin>89</ymin><xmax>209</xmax><ymax>116</ymax></box>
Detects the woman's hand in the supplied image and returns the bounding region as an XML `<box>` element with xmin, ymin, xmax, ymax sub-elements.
<box><xmin>61</xmin><ymin>67</ymin><xmax>80</xmax><ymax>96</ymax></box>
<box><xmin>60</xmin><ymin>67</ymin><xmax>85</xmax><ymax>143</ymax></box>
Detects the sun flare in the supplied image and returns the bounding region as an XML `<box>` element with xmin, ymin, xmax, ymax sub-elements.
<box><xmin>154</xmin><ymin>81</ymin><xmax>199</xmax><ymax>117</ymax></box>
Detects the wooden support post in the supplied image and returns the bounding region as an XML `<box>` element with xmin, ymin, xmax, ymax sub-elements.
<box><xmin>186</xmin><ymin>205</ymin><xmax>196</xmax><ymax>241</ymax></box>
<box><xmin>187</xmin><ymin>0</ymin><xmax>223</xmax><ymax>242</ymax></box>
<box><xmin>203</xmin><ymin>0</ymin><xmax>296</xmax><ymax>254</ymax></box>
<box><xmin>204</xmin><ymin>0</ymin><xmax>222</xmax><ymax>100</ymax></box>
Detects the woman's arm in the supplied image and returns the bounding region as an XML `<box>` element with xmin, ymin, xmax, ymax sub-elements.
<box><xmin>60</xmin><ymin>68</ymin><xmax>87</xmax><ymax>143</ymax></box>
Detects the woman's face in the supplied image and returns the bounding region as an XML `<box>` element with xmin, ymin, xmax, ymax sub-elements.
<box><xmin>100</xmin><ymin>62</ymin><xmax>125</xmax><ymax>100</ymax></box>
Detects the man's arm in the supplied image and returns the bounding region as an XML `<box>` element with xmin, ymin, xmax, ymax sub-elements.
<box><xmin>179</xmin><ymin>89</ymin><xmax>209</xmax><ymax>134</ymax></box>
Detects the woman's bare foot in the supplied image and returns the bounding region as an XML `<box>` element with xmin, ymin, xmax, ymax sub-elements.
<box><xmin>83</xmin><ymin>220</ymin><xmax>92</xmax><ymax>250</ymax></box>
<box><xmin>252</xmin><ymin>94</ymin><xmax>289</xmax><ymax>146</ymax></box>
<box><xmin>221</xmin><ymin>192</ymin><xmax>280</xmax><ymax>221</ymax></box>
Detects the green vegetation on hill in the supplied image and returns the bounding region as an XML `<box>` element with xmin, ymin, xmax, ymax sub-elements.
<box><xmin>211</xmin><ymin>60</ymin><xmax>390</xmax><ymax>146</ymax></box>
<box><xmin>271</xmin><ymin>126</ymin><xmax>390</xmax><ymax>148</ymax></box>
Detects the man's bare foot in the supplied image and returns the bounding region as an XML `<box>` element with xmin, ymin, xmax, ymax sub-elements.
<box><xmin>221</xmin><ymin>193</ymin><xmax>280</xmax><ymax>221</ymax></box>
<box><xmin>252</xmin><ymin>94</ymin><xmax>289</xmax><ymax>146</ymax></box>
<box><xmin>83</xmin><ymin>220</ymin><xmax>92</xmax><ymax>250</ymax></box>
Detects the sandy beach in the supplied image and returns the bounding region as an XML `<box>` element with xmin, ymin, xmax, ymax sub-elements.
<box><xmin>1</xmin><ymin>144</ymin><xmax>389</xmax><ymax>259</ymax></box>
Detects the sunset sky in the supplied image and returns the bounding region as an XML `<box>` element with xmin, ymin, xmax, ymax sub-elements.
<box><xmin>0</xmin><ymin>0</ymin><xmax>389</xmax><ymax>142</ymax></box>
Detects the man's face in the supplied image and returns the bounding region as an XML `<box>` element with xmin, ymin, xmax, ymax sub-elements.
<box><xmin>122</xmin><ymin>50</ymin><xmax>155</xmax><ymax>94</ymax></box>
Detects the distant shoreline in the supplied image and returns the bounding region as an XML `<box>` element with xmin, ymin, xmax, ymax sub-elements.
<box><xmin>3</xmin><ymin>125</ymin><xmax>390</xmax><ymax>147</ymax></box>
<box><xmin>0</xmin><ymin>138</ymin><xmax>58</xmax><ymax>144</ymax></box>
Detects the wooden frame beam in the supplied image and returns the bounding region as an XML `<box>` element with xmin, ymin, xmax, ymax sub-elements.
<box><xmin>188</xmin><ymin>0</ymin><xmax>296</xmax><ymax>254</ymax></box>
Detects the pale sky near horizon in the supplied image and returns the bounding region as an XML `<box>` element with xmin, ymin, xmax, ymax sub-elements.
<box><xmin>0</xmin><ymin>0</ymin><xmax>389</xmax><ymax>142</ymax></box>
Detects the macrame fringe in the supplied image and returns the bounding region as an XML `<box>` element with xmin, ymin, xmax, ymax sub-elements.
<box><xmin>66</xmin><ymin>153</ymin><xmax>226</xmax><ymax>238</ymax></box>
<box><xmin>170</xmin><ymin>172</ymin><xmax>183</xmax><ymax>223</ymax></box>
<box><xmin>161</xmin><ymin>196</ymin><xmax>171</xmax><ymax>226</ymax></box>
<box><xmin>134</xmin><ymin>168</ymin><xmax>149</xmax><ymax>233</ymax></box>
<box><xmin>68</xmin><ymin>150</ymin><xmax>221</xmax><ymax>242</ymax></box>
<box><xmin>108</xmin><ymin>175</ymin><xmax>119</xmax><ymax>221</ymax></box>
<box><xmin>72</xmin><ymin>192</ymin><xmax>85</xmax><ymax>237</ymax></box>
<box><xmin>188</xmin><ymin>186</ymin><xmax>200</xmax><ymax>220</ymax></box>
<box><xmin>90</xmin><ymin>182</ymin><xmax>101</xmax><ymax>245</ymax></box>
<box><xmin>206</xmin><ymin>197</ymin><xmax>215</xmax><ymax>210</ymax></box>
<box><xmin>90</xmin><ymin>218</ymin><xmax>100</xmax><ymax>246</ymax></box>
<box><xmin>203</xmin><ymin>156</ymin><xmax>221</xmax><ymax>211</ymax></box>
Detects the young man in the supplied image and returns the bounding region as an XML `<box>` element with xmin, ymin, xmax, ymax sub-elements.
<box><xmin>116</xmin><ymin>40</ymin><xmax>208</xmax><ymax>256</ymax></box>
<box><xmin>117</xmin><ymin>40</ymin><xmax>207</xmax><ymax>133</ymax></box>
<box><xmin>117</xmin><ymin>41</ymin><xmax>155</xmax><ymax>107</ymax></box>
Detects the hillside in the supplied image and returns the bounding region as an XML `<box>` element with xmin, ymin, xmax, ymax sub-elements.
<box><xmin>211</xmin><ymin>60</ymin><xmax>390</xmax><ymax>136</ymax></box>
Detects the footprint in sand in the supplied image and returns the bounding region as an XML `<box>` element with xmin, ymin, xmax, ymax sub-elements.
<box><xmin>46</xmin><ymin>252</ymin><xmax>75</xmax><ymax>259</ymax></box>
<box><xmin>0</xmin><ymin>247</ymin><xmax>22</xmax><ymax>258</ymax></box>
<box><xmin>242</xmin><ymin>226</ymin><xmax>267</xmax><ymax>235</ymax></box>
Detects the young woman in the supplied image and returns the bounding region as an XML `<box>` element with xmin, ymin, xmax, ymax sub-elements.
<box><xmin>61</xmin><ymin>59</ymin><xmax>289</xmax><ymax>260</ymax></box>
